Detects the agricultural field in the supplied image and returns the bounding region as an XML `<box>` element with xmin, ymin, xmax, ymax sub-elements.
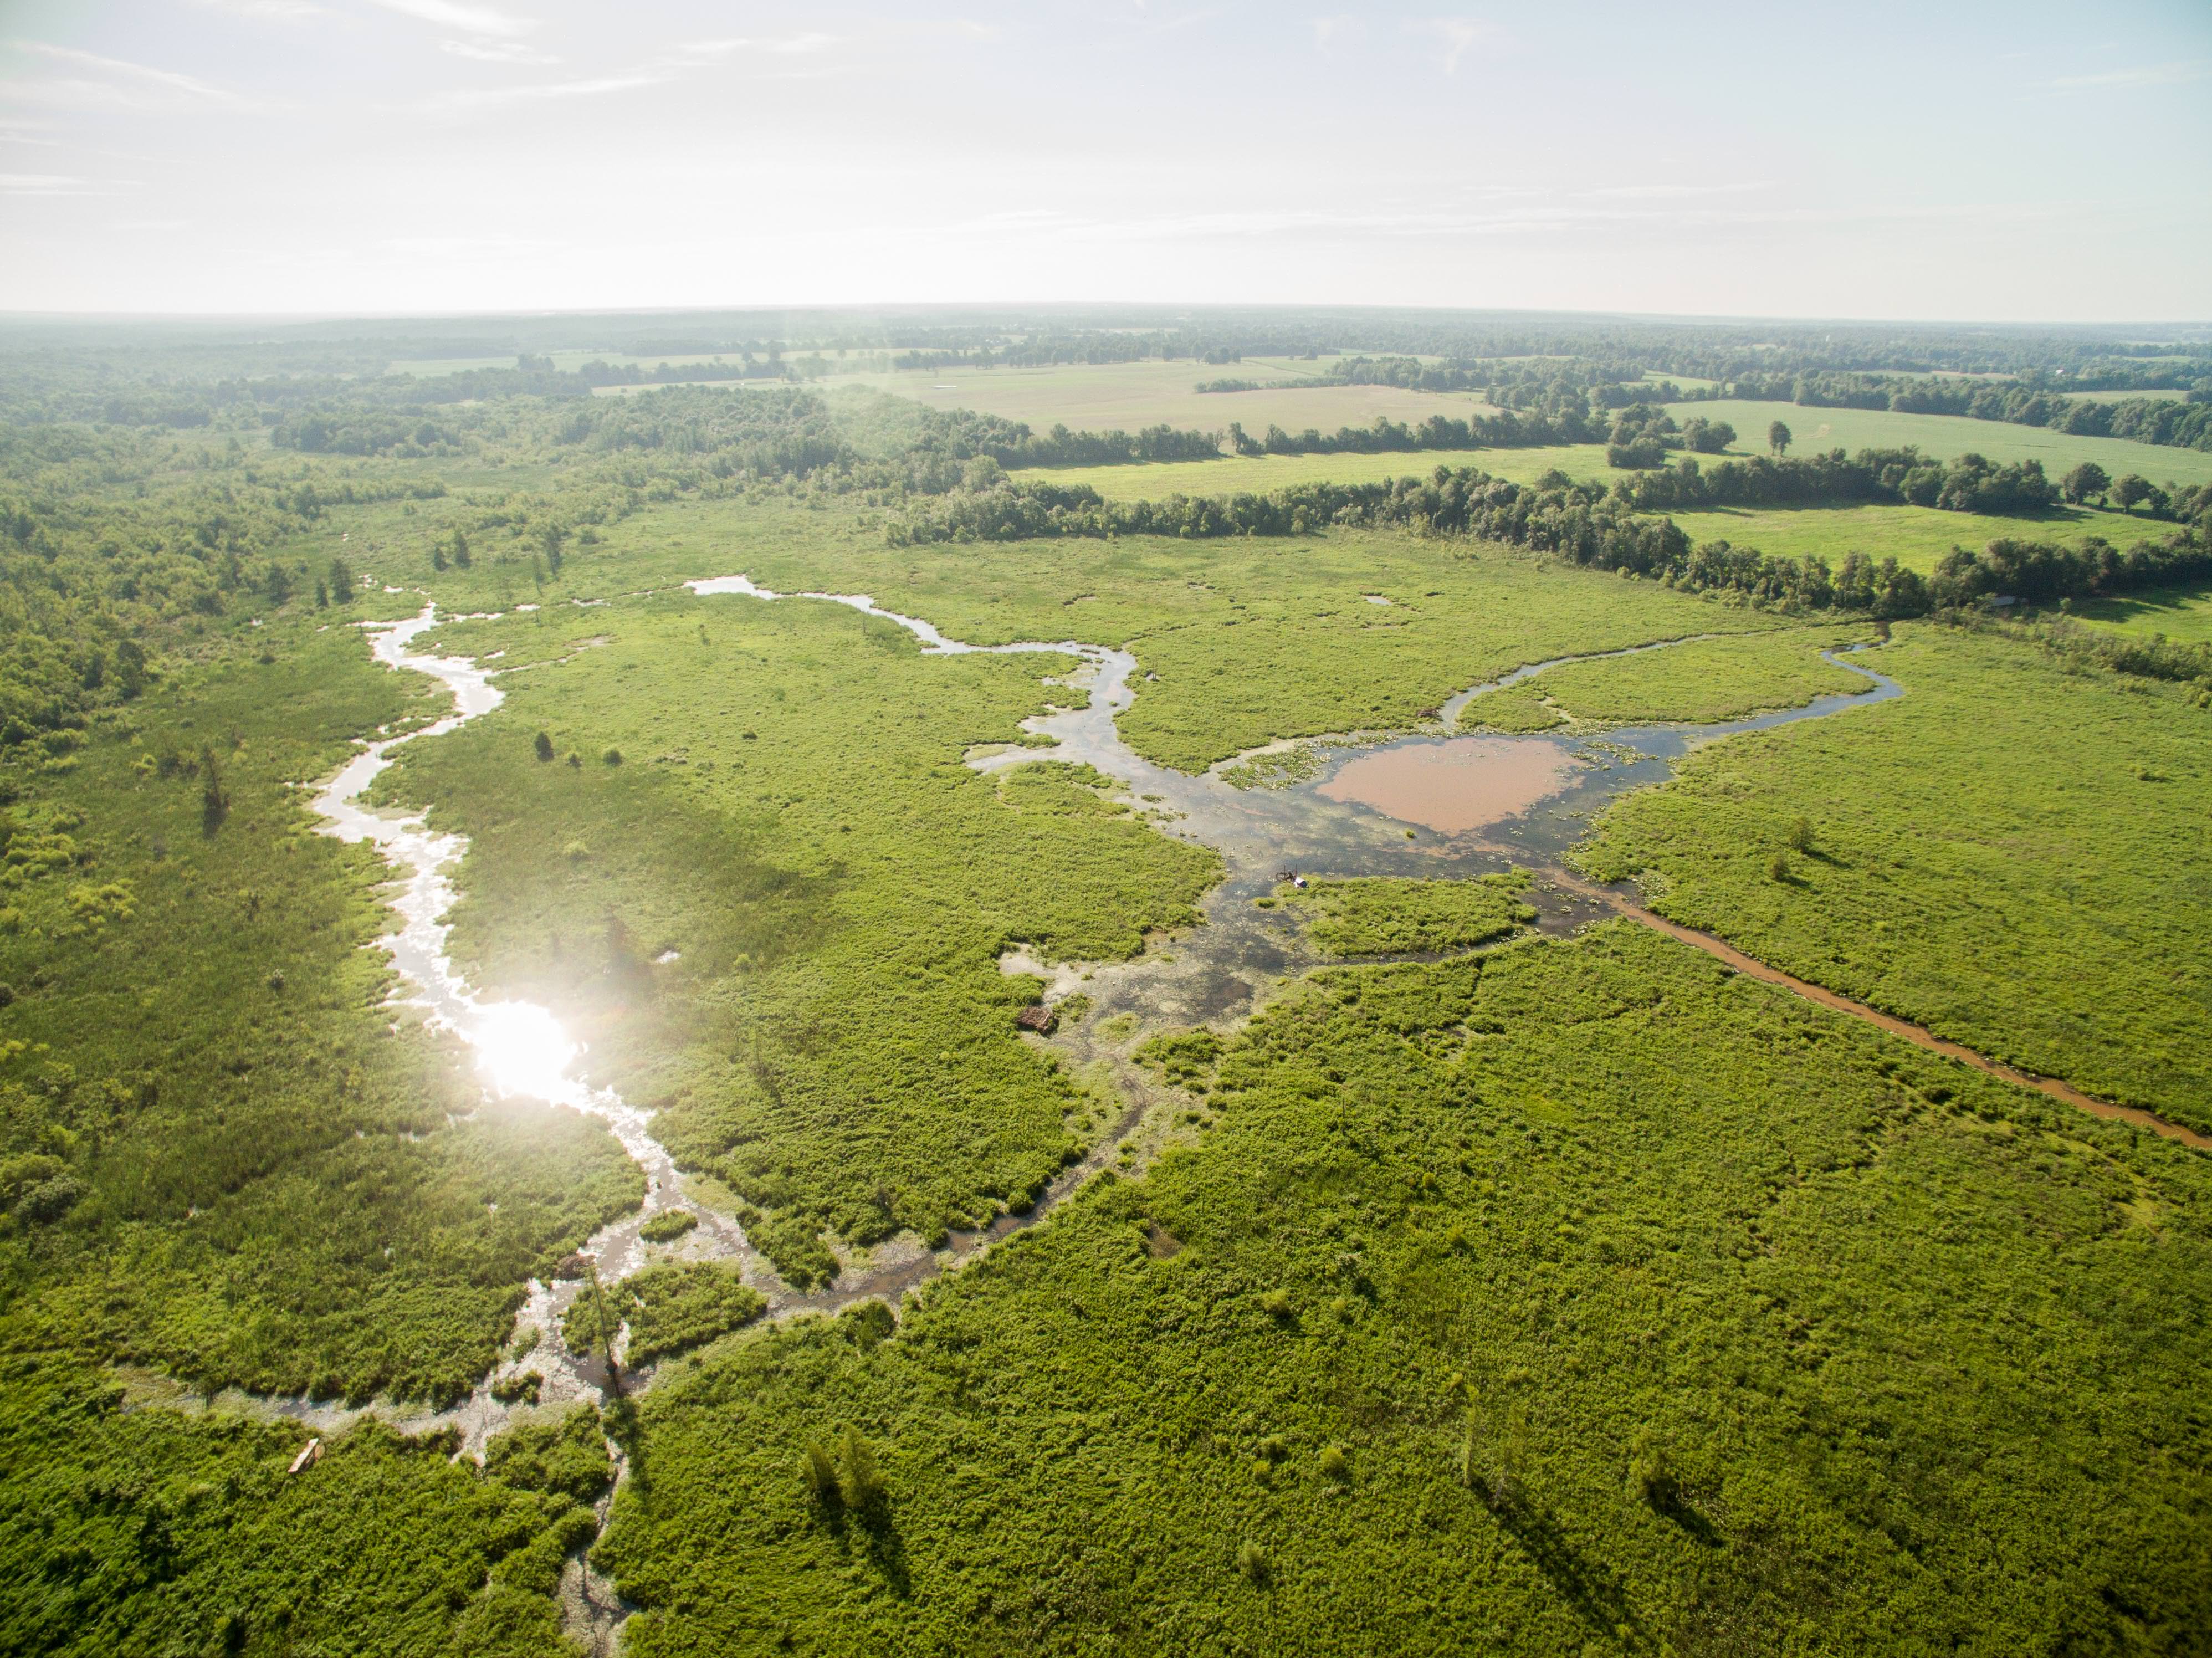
<box><xmin>1653</xmin><ymin>500</ymin><xmax>2174</xmax><ymax>574</ymax></box>
<box><xmin>1040</xmin><ymin>444</ymin><xmax>1613</xmax><ymax>500</ymax></box>
<box><xmin>822</xmin><ymin>358</ymin><xmax>1497</xmax><ymax>439</ymax></box>
<box><xmin>1666</xmin><ymin>399</ymin><xmax>2212</xmax><ymax>489</ymax></box>
<box><xmin>2070</xmin><ymin>583</ymin><xmax>2212</xmax><ymax>644</ymax></box>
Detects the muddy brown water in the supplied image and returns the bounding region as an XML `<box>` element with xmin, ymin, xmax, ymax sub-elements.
<box><xmin>1320</xmin><ymin>736</ymin><xmax>1581</xmax><ymax>833</ymax></box>
<box><xmin>242</xmin><ymin>580</ymin><xmax>2195</xmax><ymax>1646</ymax></box>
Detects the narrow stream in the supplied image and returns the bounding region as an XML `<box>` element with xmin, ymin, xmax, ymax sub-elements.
<box><xmin>268</xmin><ymin>577</ymin><xmax>2196</xmax><ymax>1650</ymax></box>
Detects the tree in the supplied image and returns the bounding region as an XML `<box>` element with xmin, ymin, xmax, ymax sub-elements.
<box><xmin>199</xmin><ymin>744</ymin><xmax>228</xmax><ymax>835</ymax></box>
<box><xmin>2061</xmin><ymin>461</ymin><xmax>2109</xmax><ymax>505</ymax></box>
<box><xmin>2110</xmin><ymin>473</ymin><xmax>2152</xmax><ymax>513</ymax></box>
<box><xmin>1768</xmin><ymin>420</ymin><xmax>1792</xmax><ymax>456</ymax></box>
<box><xmin>533</xmin><ymin>730</ymin><xmax>555</xmax><ymax>762</ymax></box>
<box><xmin>836</xmin><ymin>1426</ymin><xmax>884</xmax><ymax>1509</ymax></box>
<box><xmin>802</xmin><ymin>1442</ymin><xmax>839</xmax><ymax>1506</ymax></box>
<box><xmin>114</xmin><ymin>639</ymin><xmax>146</xmax><ymax>699</ymax></box>
<box><xmin>451</xmin><ymin>530</ymin><xmax>472</xmax><ymax>569</ymax></box>
<box><xmin>327</xmin><ymin>556</ymin><xmax>355</xmax><ymax>602</ymax></box>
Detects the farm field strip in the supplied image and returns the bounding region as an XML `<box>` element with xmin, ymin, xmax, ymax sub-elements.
<box><xmin>1664</xmin><ymin>398</ymin><xmax>2212</xmax><ymax>488</ymax></box>
<box><xmin>821</xmin><ymin>357</ymin><xmax>1499</xmax><ymax>436</ymax></box>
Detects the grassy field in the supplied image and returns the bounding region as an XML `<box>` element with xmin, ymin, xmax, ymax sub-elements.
<box><xmin>3</xmin><ymin>1383</ymin><xmax>615</xmax><ymax>1657</ymax></box>
<box><xmin>1281</xmin><ymin>873</ymin><xmax>1535</xmax><ymax>955</ymax></box>
<box><xmin>1666</xmin><ymin>399</ymin><xmax>2212</xmax><ymax>489</ymax></box>
<box><xmin>593</xmin><ymin>923</ymin><xmax>2212</xmax><ymax>1655</ymax></box>
<box><xmin>0</xmin><ymin>613</ymin><xmax>642</xmax><ymax>1404</ymax></box>
<box><xmin>1653</xmin><ymin>500</ymin><xmax>2175</xmax><ymax>574</ymax></box>
<box><xmin>0</xmin><ymin>608</ymin><xmax>647</xmax><ymax>1655</ymax></box>
<box><xmin>1037</xmin><ymin>445</ymin><xmax>1613</xmax><ymax>500</ymax></box>
<box><xmin>602</xmin><ymin>500</ymin><xmax>1777</xmax><ymax>772</ymax></box>
<box><xmin>2070</xmin><ymin>583</ymin><xmax>2212</xmax><ymax>644</ymax></box>
<box><xmin>1576</xmin><ymin>625</ymin><xmax>2212</xmax><ymax>1129</ymax></box>
<box><xmin>825</xmin><ymin>359</ymin><xmax>1497</xmax><ymax>438</ymax></box>
<box><xmin>380</xmin><ymin>592</ymin><xmax>1220</xmax><ymax>1284</ymax></box>
<box><xmin>12</xmin><ymin>376</ymin><xmax>2210</xmax><ymax>1655</ymax></box>
<box><xmin>1463</xmin><ymin>627</ymin><xmax>1879</xmax><ymax>731</ymax></box>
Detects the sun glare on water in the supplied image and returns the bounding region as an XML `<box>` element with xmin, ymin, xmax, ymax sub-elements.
<box><xmin>469</xmin><ymin>1001</ymin><xmax>581</xmax><ymax>1103</ymax></box>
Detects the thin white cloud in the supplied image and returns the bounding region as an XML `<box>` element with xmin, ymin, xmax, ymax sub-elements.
<box><xmin>1411</xmin><ymin>17</ymin><xmax>1488</xmax><ymax>74</ymax></box>
<box><xmin>1577</xmin><ymin>182</ymin><xmax>1768</xmax><ymax>201</ymax></box>
<box><xmin>1312</xmin><ymin>16</ymin><xmax>1354</xmax><ymax>47</ymax></box>
<box><xmin>4</xmin><ymin>40</ymin><xmax>243</xmax><ymax>103</ymax></box>
<box><xmin>187</xmin><ymin>0</ymin><xmax>333</xmax><ymax>19</ymax></box>
<box><xmin>441</xmin><ymin>38</ymin><xmax>556</xmax><ymax>64</ymax></box>
<box><xmin>422</xmin><ymin>31</ymin><xmax>853</xmax><ymax>111</ymax></box>
<box><xmin>1</xmin><ymin>171</ymin><xmax>119</xmax><ymax>196</ymax></box>
<box><xmin>433</xmin><ymin>71</ymin><xmax>662</xmax><ymax>108</ymax></box>
<box><xmin>2044</xmin><ymin>60</ymin><xmax>2203</xmax><ymax>90</ymax></box>
<box><xmin>362</xmin><ymin>0</ymin><xmax>537</xmax><ymax>39</ymax></box>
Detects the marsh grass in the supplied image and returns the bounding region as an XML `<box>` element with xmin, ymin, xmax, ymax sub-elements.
<box><xmin>1283</xmin><ymin>873</ymin><xmax>1535</xmax><ymax>956</ymax></box>
<box><xmin>1577</xmin><ymin>624</ymin><xmax>2212</xmax><ymax>1125</ymax></box>
<box><xmin>590</xmin><ymin>924</ymin><xmax>2212</xmax><ymax>1654</ymax></box>
<box><xmin>378</xmin><ymin>592</ymin><xmax>1218</xmax><ymax>1281</ymax></box>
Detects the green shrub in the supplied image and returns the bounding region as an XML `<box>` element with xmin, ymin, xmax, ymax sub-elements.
<box><xmin>639</xmin><ymin>1209</ymin><xmax>699</xmax><ymax>1243</ymax></box>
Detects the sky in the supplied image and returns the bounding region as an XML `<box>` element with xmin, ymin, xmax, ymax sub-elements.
<box><xmin>1</xmin><ymin>0</ymin><xmax>2208</xmax><ymax>323</ymax></box>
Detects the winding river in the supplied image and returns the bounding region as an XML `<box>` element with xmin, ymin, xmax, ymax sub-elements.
<box><xmin>277</xmin><ymin>576</ymin><xmax>2201</xmax><ymax>1647</ymax></box>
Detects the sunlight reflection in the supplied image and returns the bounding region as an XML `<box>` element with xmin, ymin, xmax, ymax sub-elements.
<box><xmin>469</xmin><ymin>1000</ymin><xmax>580</xmax><ymax>1103</ymax></box>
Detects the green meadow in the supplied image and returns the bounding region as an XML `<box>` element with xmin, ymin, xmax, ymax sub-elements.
<box><xmin>6</xmin><ymin>314</ymin><xmax>2210</xmax><ymax>1655</ymax></box>
<box><xmin>380</xmin><ymin>592</ymin><xmax>1220</xmax><ymax>1284</ymax></box>
<box><xmin>1576</xmin><ymin>625</ymin><xmax>2212</xmax><ymax>1130</ymax></box>
<box><xmin>1666</xmin><ymin>399</ymin><xmax>2212</xmax><ymax>490</ymax></box>
<box><xmin>0</xmin><ymin>613</ymin><xmax>642</xmax><ymax>1405</ymax></box>
<box><xmin>593</xmin><ymin>924</ymin><xmax>2212</xmax><ymax>1656</ymax></box>
<box><xmin>2070</xmin><ymin>583</ymin><xmax>2212</xmax><ymax>644</ymax></box>
<box><xmin>1039</xmin><ymin>444</ymin><xmax>1613</xmax><ymax>499</ymax></box>
<box><xmin>521</xmin><ymin>498</ymin><xmax>1774</xmax><ymax>772</ymax></box>
<box><xmin>1652</xmin><ymin>500</ymin><xmax>2175</xmax><ymax>574</ymax></box>
<box><xmin>1462</xmin><ymin>627</ymin><xmax>1879</xmax><ymax>731</ymax></box>
<box><xmin>823</xmin><ymin>359</ymin><xmax>1497</xmax><ymax>441</ymax></box>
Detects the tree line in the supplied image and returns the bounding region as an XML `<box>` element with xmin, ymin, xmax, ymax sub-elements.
<box><xmin>1226</xmin><ymin>407</ymin><xmax>1605</xmax><ymax>458</ymax></box>
<box><xmin>1615</xmin><ymin>445</ymin><xmax>2068</xmax><ymax>516</ymax></box>
<box><xmin>890</xmin><ymin>464</ymin><xmax>2212</xmax><ymax>626</ymax></box>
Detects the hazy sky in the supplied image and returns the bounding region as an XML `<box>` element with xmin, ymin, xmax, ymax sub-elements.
<box><xmin>2</xmin><ymin>0</ymin><xmax>2208</xmax><ymax>321</ymax></box>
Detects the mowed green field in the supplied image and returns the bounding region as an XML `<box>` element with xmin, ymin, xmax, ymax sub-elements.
<box><xmin>825</xmin><ymin>358</ymin><xmax>1497</xmax><ymax>438</ymax></box>
<box><xmin>1657</xmin><ymin>500</ymin><xmax>2176</xmax><ymax>574</ymax></box>
<box><xmin>1039</xmin><ymin>445</ymin><xmax>1613</xmax><ymax>500</ymax></box>
<box><xmin>1666</xmin><ymin>399</ymin><xmax>2212</xmax><ymax>488</ymax></box>
<box><xmin>2071</xmin><ymin>584</ymin><xmax>2212</xmax><ymax>643</ymax></box>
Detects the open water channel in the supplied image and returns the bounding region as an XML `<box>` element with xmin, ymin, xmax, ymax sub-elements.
<box><xmin>275</xmin><ymin>574</ymin><xmax>2199</xmax><ymax>1648</ymax></box>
